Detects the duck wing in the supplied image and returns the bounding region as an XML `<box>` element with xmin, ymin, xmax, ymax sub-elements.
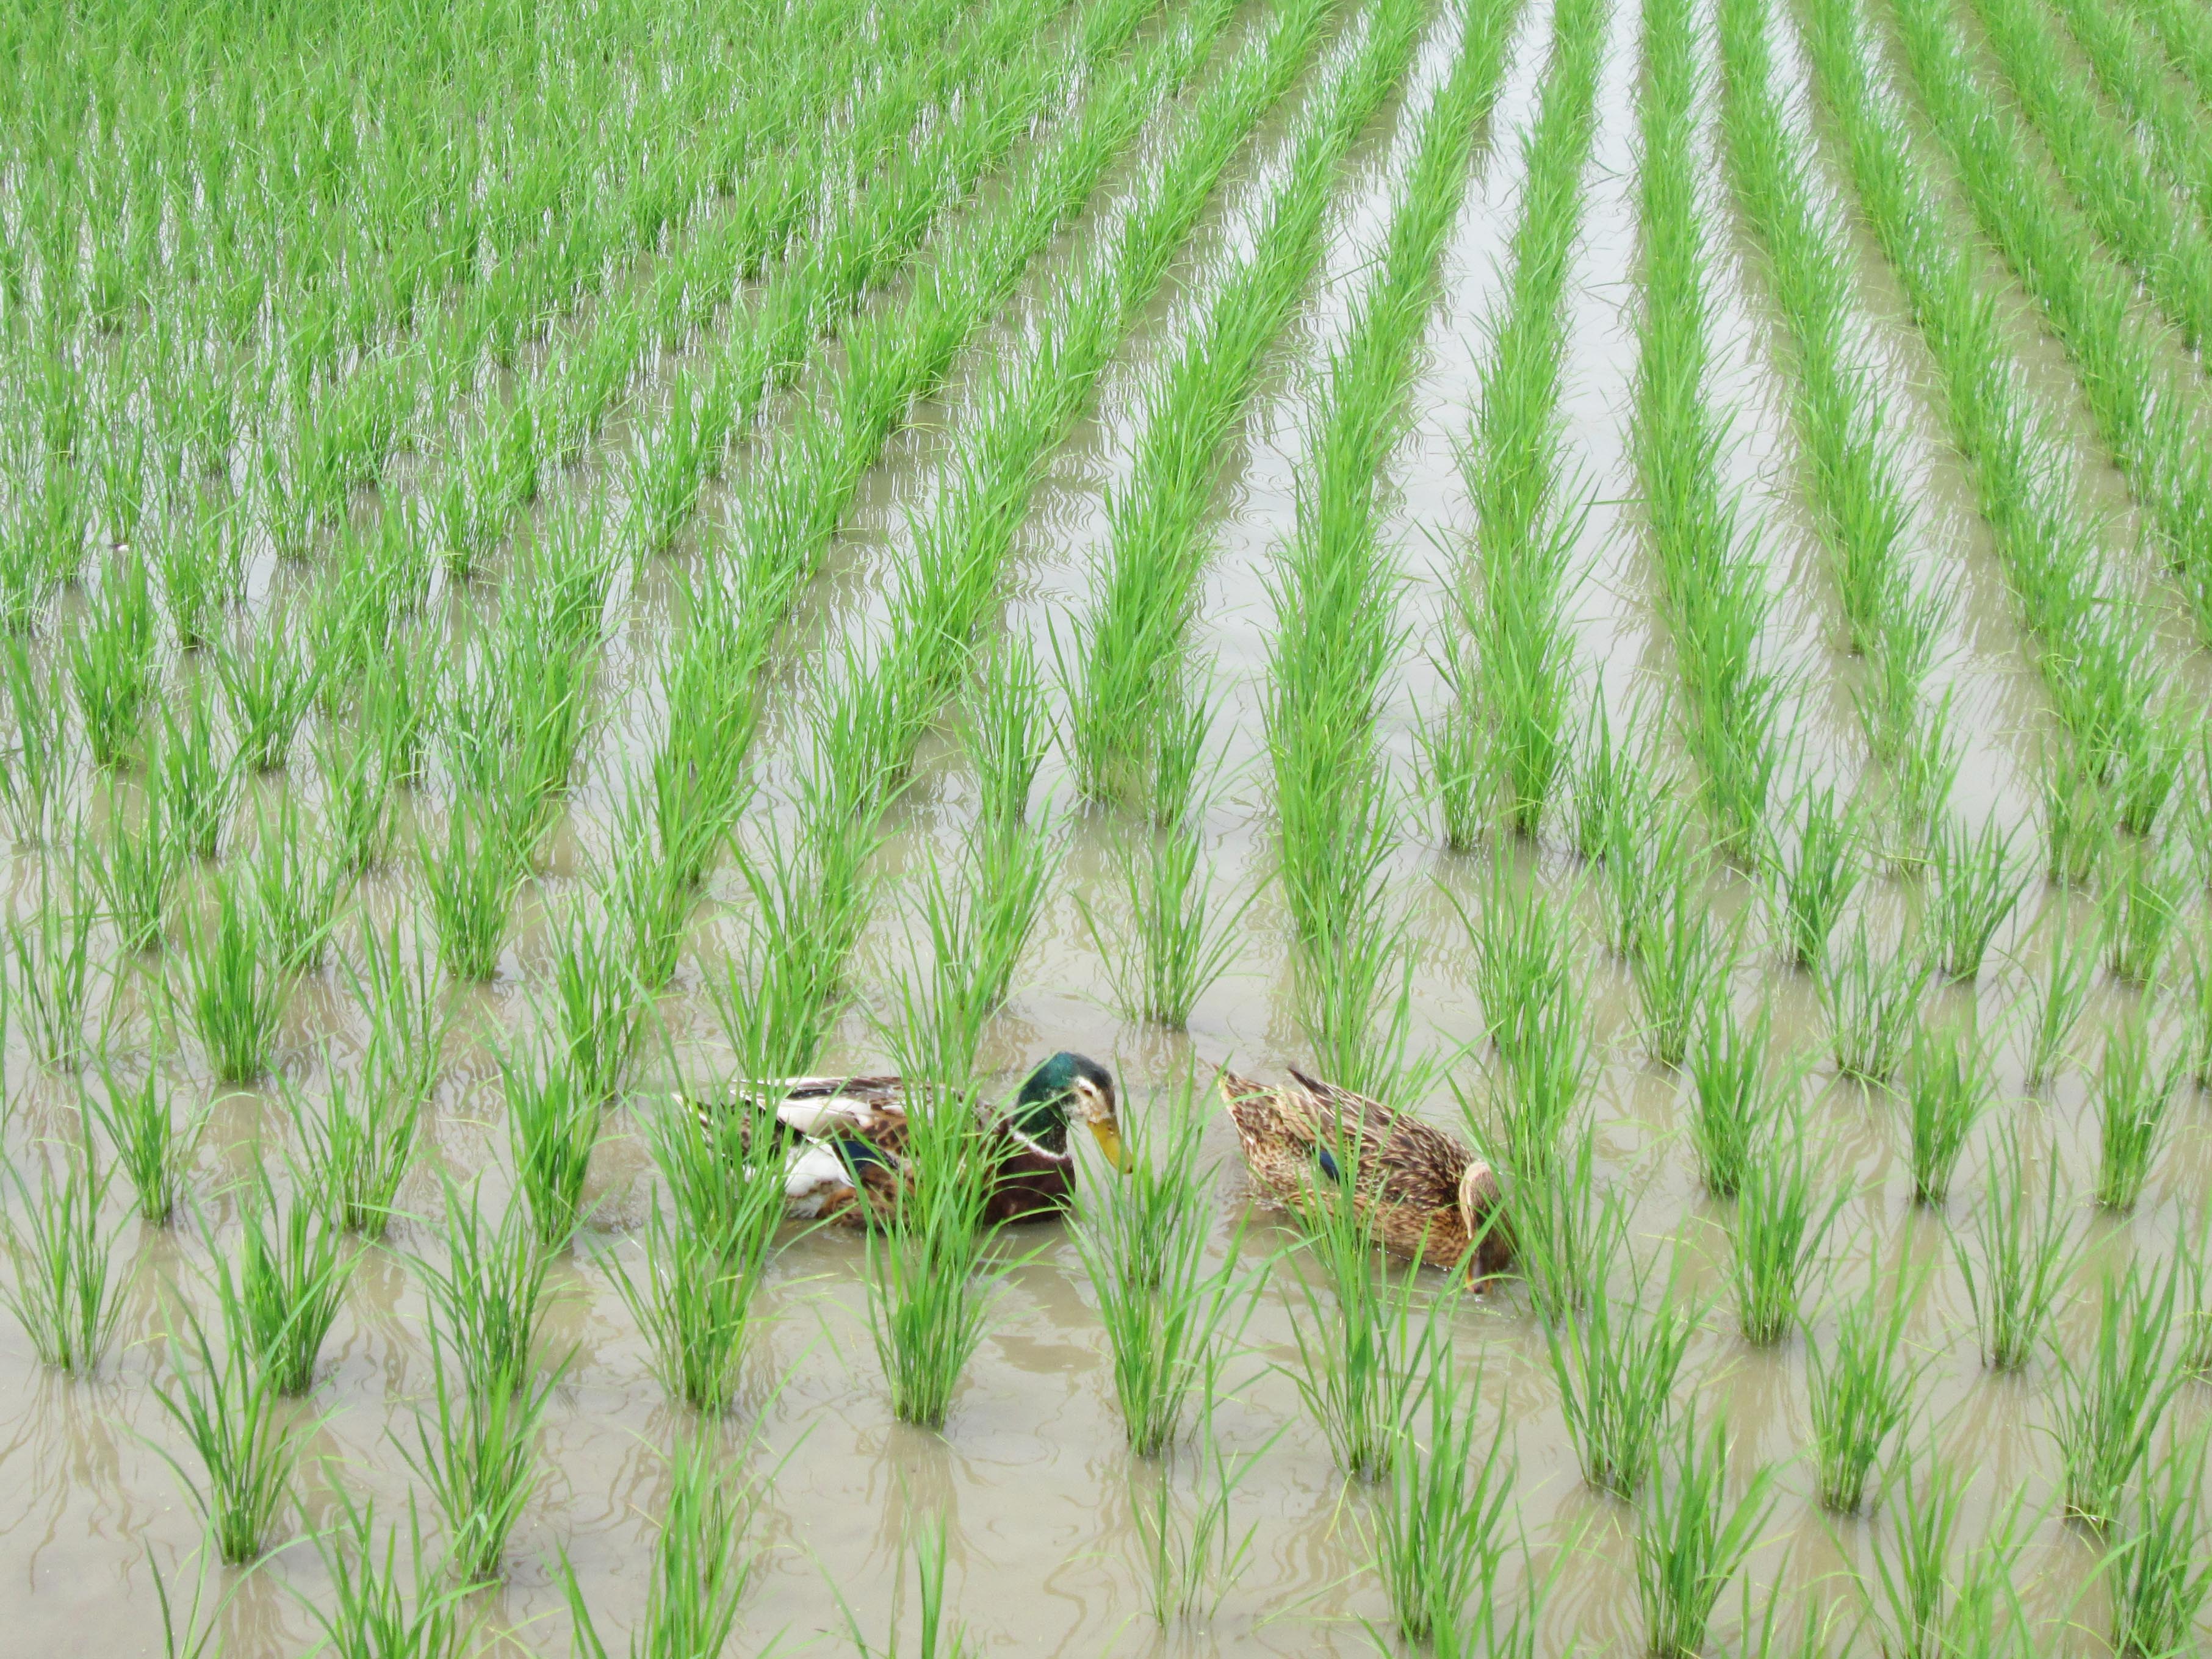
<box><xmin>1283</xmin><ymin>1068</ymin><xmax>1472</xmax><ymax>1208</ymax></box>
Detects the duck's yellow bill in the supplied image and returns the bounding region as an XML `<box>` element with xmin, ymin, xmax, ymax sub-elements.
<box><xmin>1089</xmin><ymin>1118</ymin><xmax>1129</xmax><ymax>1173</ymax></box>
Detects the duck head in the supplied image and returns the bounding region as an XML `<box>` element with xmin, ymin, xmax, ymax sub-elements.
<box><xmin>1012</xmin><ymin>1051</ymin><xmax>1126</xmax><ymax>1171</ymax></box>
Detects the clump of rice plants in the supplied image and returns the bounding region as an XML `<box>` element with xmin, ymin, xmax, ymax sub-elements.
<box><xmin>1073</xmin><ymin>1090</ymin><xmax>1250</xmax><ymax>1455</ymax></box>
<box><xmin>2051</xmin><ymin>1262</ymin><xmax>2178</xmax><ymax>1530</ymax></box>
<box><xmin>1805</xmin><ymin>1260</ymin><xmax>1922</xmax><ymax>1512</ymax></box>
<box><xmin>173</xmin><ymin>869</ymin><xmax>288</xmax><ymax>1084</ymax></box>
<box><xmin>420</xmin><ymin>796</ymin><xmax>528</xmax><ymax>982</ymax></box>
<box><xmin>298</xmin><ymin>1062</ymin><xmax>421</xmax><ymax>1242</ymax></box>
<box><xmin>1820</xmin><ymin>926</ymin><xmax>1925</xmax><ymax>1084</ymax></box>
<box><xmin>250</xmin><ymin>790</ymin><xmax>347</xmax><ymax>974</ymax></box>
<box><xmin>1953</xmin><ymin>1125</ymin><xmax>2075</xmax><ymax>1370</ymax></box>
<box><xmin>0</xmin><ymin>1148</ymin><xmax>127</xmax><ymax>1374</ymax></box>
<box><xmin>88</xmin><ymin>1059</ymin><xmax>201</xmax><ymax>1226</ymax></box>
<box><xmin>502</xmin><ymin>1037</ymin><xmax>599</xmax><ymax>1249</ymax></box>
<box><xmin>2100</xmin><ymin>840</ymin><xmax>2178</xmax><ymax>985</ymax></box>
<box><xmin>561</xmin><ymin>1433</ymin><xmax>757</xmax><ymax>1659</ymax></box>
<box><xmin>413</xmin><ymin>1182</ymin><xmax>552</xmax><ymax>1400</ymax></box>
<box><xmin>68</xmin><ymin>556</ymin><xmax>157</xmax><ymax>767</ymax></box>
<box><xmin>1766</xmin><ymin>784</ymin><xmax>1862</xmax><ymax>972</ymax></box>
<box><xmin>398</xmin><ymin>1322</ymin><xmax>560</xmax><ymax>1585</ymax></box>
<box><xmin>234</xmin><ymin>1165</ymin><xmax>358</xmax><ymax>1395</ymax></box>
<box><xmin>2024</xmin><ymin>902</ymin><xmax>2092</xmax><ymax>1087</ymax></box>
<box><xmin>1541</xmin><ymin>1196</ymin><xmax>1696</xmax><ymax>1498</ymax></box>
<box><xmin>549</xmin><ymin>901</ymin><xmax>643</xmax><ymax>1103</ymax></box>
<box><xmin>1371</xmin><ymin>1341</ymin><xmax>1516</xmax><ymax>1647</ymax></box>
<box><xmin>150</xmin><ymin>1297</ymin><xmax>301</xmax><ymax>1564</ymax></box>
<box><xmin>1870</xmin><ymin>1447</ymin><xmax>1967</xmax><ymax>1659</ymax></box>
<box><xmin>82</xmin><ymin>789</ymin><xmax>184</xmax><ymax>954</ymax></box>
<box><xmin>217</xmin><ymin>613</ymin><xmax>319</xmax><ymax>772</ymax></box>
<box><xmin>2094</xmin><ymin>1013</ymin><xmax>2177</xmax><ymax>1211</ymax></box>
<box><xmin>1923</xmin><ymin>816</ymin><xmax>2023</xmax><ymax>982</ymax></box>
<box><xmin>2106</xmin><ymin>1434</ymin><xmax>2212</xmax><ymax>1659</ymax></box>
<box><xmin>1731</xmin><ymin>1120</ymin><xmax>1838</xmax><ymax>1345</ymax></box>
<box><xmin>1130</xmin><ymin>1390</ymin><xmax>1272</xmax><ymax>1624</ymax></box>
<box><xmin>301</xmin><ymin>1491</ymin><xmax>472</xmax><ymax>1659</ymax></box>
<box><xmin>1081</xmin><ymin>815</ymin><xmax>1247</xmax><ymax>1029</ymax></box>
<box><xmin>1635</xmin><ymin>1408</ymin><xmax>1776</xmax><ymax>1659</ymax></box>
<box><xmin>150</xmin><ymin>684</ymin><xmax>236</xmax><ymax>860</ymax></box>
<box><xmin>1630</xmin><ymin>861</ymin><xmax>1730</xmax><ymax>1070</ymax></box>
<box><xmin>1903</xmin><ymin>1017</ymin><xmax>1990</xmax><ymax>1206</ymax></box>
<box><xmin>1687</xmin><ymin>989</ymin><xmax>1781</xmax><ymax>1200</ymax></box>
<box><xmin>7</xmin><ymin>860</ymin><xmax>103</xmax><ymax>1068</ymax></box>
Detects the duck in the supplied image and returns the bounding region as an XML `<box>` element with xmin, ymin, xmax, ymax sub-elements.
<box><xmin>1217</xmin><ymin>1067</ymin><xmax>1513</xmax><ymax>1284</ymax></box>
<box><xmin>692</xmin><ymin>1051</ymin><xmax>1127</xmax><ymax>1226</ymax></box>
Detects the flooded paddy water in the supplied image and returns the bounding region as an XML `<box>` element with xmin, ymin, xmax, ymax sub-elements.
<box><xmin>2</xmin><ymin>0</ymin><xmax>2211</xmax><ymax>1651</ymax></box>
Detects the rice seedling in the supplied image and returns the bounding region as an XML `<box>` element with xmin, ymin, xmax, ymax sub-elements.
<box><xmin>1371</xmin><ymin>1341</ymin><xmax>1517</xmax><ymax>1646</ymax></box>
<box><xmin>2187</xmin><ymin>939</ymin><xmax>2212</xmax><ymax>1092</ymax></box>
<box><xmin>1870</xmin><ymin>1445</ymin><xmax>1967</xmax><ymax>1659</ymax></box>
<box><xmin>910</xmin><ymin>826</ymin><xmax>1054</xmax><ymax>1078</ymax></box>
<box><xmin>1131</xmin><ymin>1385</ymin><xmax>1272</xmax><ymax>1624</ymax></box>
<box><xmin>1903</xmin><ymin>1017</ymin><xmax>1991</xmax><ymax>1206</ymax></box>
<box><xmin>348</xmin><ymin>914</ymin><xmax>447</xmax><ymax>1113</ymax></box>
<box><xmin>173</xmin><ymin>869</ymin><xmax>287</xmax><ymax>1083</ymax></box>
<box><xmin>314</xmin><ymin>725</ymin><xmax>394</xmax><ymax>876</ymax></box>
<box><xmin>412</xmin><ymin>1182</ymin><xmax>552</xmax><ymax>1400</ymax></box>
<box><xmin>87</xmin><ymin>1056</ymin><xmax>201</xmax><ymax>1226</ymax></box>
<box><xmin>150</xmin><ymin>683</ymin><xmax>236</xmax><ymax>860</ymax></box>
<box><xmin>603</xmin><ymin>1100</ymin><xmax>786</xmax><ymax>1414</ymax></box>
<box><xmin>0</xmin><ymin>1147</ymin><xmax>126</xmax><ymax>1373</ymax></box>
<box><xmin>398</xmin><ymin>1320</ymin><xmax>560</xmax><ymax>1585</ymax></box>
<box><xmin>2051</xmin><ymin>1262</ymin><xmax>2179</xmax><ymax>1529</ymax></box>
<box><xmin>837</xmin><ymin>1511</ymin><xmax>978</xmax><ymax>1658</ymax></box>
<box><xmin>148</xmin><ymin>1295</ymin><xmax>301</xmax><ymax>1564</ymax></box>
<box><xmin>2039</xmin><ymin>747</ymin><xmax>2108</xmax><ymax>890</ymax></box>
<box><xmin>1820</xmin><ymin>925</ymin><xmax>1925</xmax><ymax>1085</ymax></box>
<box><xmin>297</xmin><ymin>1064</ymin><xmax>419</xmax><ymax>1242</ymax></box>
<box><xmin>501</xmin><ymin>1037</ymin><xmax>599</xmax><ymax>1249</ymax></box>
<box><xmin>1630</xmin><ymin>862</ymin><xmax>1729</xmax><ymax>1069</ymax></box>
<box><xmin>561</xmin><ymin>1432</ymin><xmax>757</xmax><ymax>1659</ymax></box>
<box><xmin>1805</xmin><ymin>1258</ymin><xmax>1922</xmax><ymax>1512</ymax></box>
<box><xmin>967</xmin><ymin>636</ymin><xmax>1050</xmax><ymax>832</ymax></box>
<box><xmin>300</xmin><ymin>1490</ymin><xmax>471</xmax><ymax>1659</ymax></box>
<box><xmin>250</xmin><ymin>791</ymin><xmax>347</xmax><ymax>974</ymax></box>
<box><xmin>548</xmin><ymin>902</ymin><xmax>643</xmax><ymax>1103</ymax></box>
<box><xmin>1687</xmin><ymin>988</ymin><xmax>1779</xmax><ymax>1200</ymax></box>
<box><xmin>1953</xmin><ymin>1124</ymin><xmax>2076</xmax><ymax>1370</ymax></box>
<box><xmin>1732</xmin><ymin>1118</ymin><xmax>1839</xmax><ymax>1344</ymax></box>
<box><xmin>1079</xmin><ymin>816</ymin><xmax>1248</xmax><ymax>1029</ymax></box>
<box><xmin>2094</xmin><ymin>1013</ymin><xmax>2177</xmax><ymax>1211</ymax></box>
<box><xmin>420</xmin><ymin>796</ymin><xmax>526</xmax><ymax>982</ymax></box>
<box><xmin>1635</xmin><ymin>1408</ymin><xmax>1776</xmax><ymax>1659</ymax></box>
<box><xmin>0</xmin><ymin>639</ymin><xmax>69</xmax><ymax>844</ymax></box>
<box><xmin>1923</xmin><ymin>816</ymin><xmax>2023</xmax><ymax>982</ymax></box>
<box><xmin>361</xmin><ymin>633</ymin><xmax>441</xmax><ymax>789</ymax></box>
<box><xmin>2023</xmin><ymin>902</ymin><xmax>2092</xmax><ymax>1087</ymax></box>
<box><xmin>2106</xmin><ymin>1432</ymin><xmax>2212</xmax><ymax>1658</ymax></box>
<box><xmin>1072</xmin><ymin>1089</ymin><xmax>1250</xmax><ymax>1454</ymax></box>
<box><xmin>2100</xmin><ymin>840</ymin><xmax>2178</xmax><ymax>985</ymax></box>
<box><xmin>68</xmin><ymin>556</ymin><xmax>157</xmax><ymax>767</ymax></box>
<box><xmin>218</xmin><ymin>613</ymin><xmax>320</xmax><ymax>772</ymax></box>
<box><xmin>7</xmin><ymin>859</ymin><xmax>104</xmax><ymax>1068</ymax></box>
<box><xmin>234</xmin><ymin>1164</ymin><xmax>358</xmax><ymax>1395</ymax></box>
<box><xmin>1766</xmin><ymin>783</ymin><xmax>1863</xmax><ymax>973</ymax></box>
<box><xmin>82</xmin><ymin>790</ymin><xmax>183</xmax><ymax>954</ymax></box>
<box><xmin>1541</xmin><ymin>1196</ymin><xmax>1696</xmax><ymax>1498</ymax></box>
<box><xmin>153</xmin><ymin>502</ymin><xmax>239</xmax><ymax>655</ymax></box>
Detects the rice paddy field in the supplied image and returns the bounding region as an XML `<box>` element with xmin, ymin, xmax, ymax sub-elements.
<box><xmin>7</xmin><ymin>0</ymin><xmax>2212</xmax><ymax>1650</ymax></box>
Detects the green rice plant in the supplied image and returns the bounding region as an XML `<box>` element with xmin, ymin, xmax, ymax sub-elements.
<box><xmin>412</xmin><ymin>1182</ymin><xmax>552</xmax><ymax>1400</ymax></box>
<box><xmin>1805</xmin><ymin>1256</ymin><xmax>1922</xmax><ymax>1512</ymax></box>
<box><xmin>398</xmin><ymin>1321</ymin><xmax>559</xmax><ymax>1585</ymax></box>
<box><xmin>149</xmin><ymin>1294</ymin><xmax>300</xmax><ymax>1564</ymax></box>
<box><xmin>173</xmin><ymin>869</ymin><xmax>287</xmax><ymax>1083</ymax></box>
<box><xmin>2023</xmin><ymin>902</ymin><xmax>2092</xmax><ymax>1087</ymax></box>
<box><xmin>1079</xmin><ymin>816</ymin><xmax>1247</xmax><ymax>1029</ymax></box>
<box><xmin>561</xmin><ymin>1433</ymin><xmax>756</xmax><ymax>1659</ymax></box>
<box><xmin>1130</xmin><ymin>1385</ymin><xmax>1272</xmax><ymax>1624</ymax></box>
<box><xmin>967</xmin><ymin>636</ymin><xmax>1050</xmax><ymax>832</ymax></box>
<box><xmin>1953</xmin><ymin>1123</ymin><xmax>2076</xmax><ymax>1369</ymax></box>
<box><xmin>1635</xmin><ymin>1408</ymin><xmax>1776</xmax><ymax>1659</ymax></box>
<box><xmin>420</xmin><ymin>795</ymin><xmax>526</xmax><ymax>982</ymax></box>
<box><xmin>1687</xmin><ymin>988</ymin><xmax>1779</xmax><ymax>1200</ymax></box>
<box><xmin>297</xmin><ymin>1065</ymin><xmax>419</xmax><ymax>1242</ymax></box>
<box><xmin>218</xmin><ymin>613</ymin><xmax>319</xmax><ymax>772</ymax></box>
<box><xmin>1599</xmin><ymin>763</ymin><xmax>1684</xmax><ymax>963</ymax></box>
<box><xmin>838</xmin><ymin>1512</ymin><xmax>978</xmax><ymax>1658</ymax></box>
<box><xmin>913</xmin><ymin>824</ymin><xmax>1054</xmax><ymax>1076</ymax></box>
<box><xmin>234</xmin><ymin>1164</ymin><xmax>358</xmax><ymax>1395</ymax></box>
<box><xmin>1541</xmin><ymin>1196</ymin><xmax>1696</xmax><ymax>1497</ymax></box>
<box><xmin>0</xmin><ymin>639</ymin><xmax>70</xmax><ymax>844</ymax></box>
<box><xmin>150</xmin><ymin>683</ymin><xmax>235</xmax><ymax>860</ymax></box>
<box><xmin>2174</xmin><ymin>1207</ymin><xmax>2212</xmax><ymax>1378</ymax></box>
<box><xmin>2099</xmin><ymin>840</ymin><xmax>2178</xmax><ymax>985</ymax></box>
<box><xmin>1767</xmin><ymin>783</ymin><xmax>1863</xmax><ymax>972</ymax></box>
<box><xmin>250</xmin><ymin>790</ymin><xmax>347</xmax><ymax>974</ymax></box>
<box><xmin>604</xmin><ymin>1100</ymin><xmax>786</xmax><ymax>1414</ymax></box>
<box><xmin>2107</xmin><ymin>1432</ymin><xmax>2212</xmax><ymax>1658</ymax></box>
<box><xmin>1903</xmin><ymin>1017</ymin><xmax>1991</xmax><ymax>1206</ymax></box>
<box><xmin>1281</xmin><ymin>1179</ymin><xmax>1439</xmax><ymax>1483</ymax></box>
<box><xmin>1493</xmin><ymin>1119</ymin><xmax>1601</xmax><ymax>1321</ymax></box>
<box><xmin>1</xmin><ymin>1148</ymin><xmax>126</xmax><ymax>1373</ymax></box>
<box><xmin>1371</xmin><ymin>1341</ymin><xmax>1516</xmax><ymax>1646</ymax></box>
<box><xmin>1630</xmin><ymin>861</ymin><xmax>1729</xmax><ymax>1069</ymax></box>
<box><xmin>2040</xmin><ymin>746</ymin><xmax>2109</xmax><ymax>890</ymax></box>
<box><xmin>301</xmin><ymin>1490</ymin><xmax>471</xmax><ymax>1659</ymax></box>
<box><xmin>1870</xmin><ymin>1446</ymin><xmax>1967</xmax><ymax>1659</ymax></box>
<box><xmin>7</xmin><ymin>860</ymin><xmax>103</xmax><ymax>1067</ymax></box>
<box><xmin>314</xmin><ymin>724</ymin><xmax>394</xmax><ymax>876</ymax></box>
<box><xmin>2187</xmin><ymin>939</ymin><xmax>2212</xmax><ymax>1093</ymax></box>
<box><xmin>549</xmin><ymin>902</ymin><xmax>643</xmax><ymax>1103</ymax></box>
<box><xmin>1923</xmin><ymin>816</ymin><xmax>2023</xmax><ymax>982</ymax></box>
<box><xmin>501</xmin><ymin>1037</ymin><xmax>599</xmax><ymax>1249</ymax></box>
<box><xmin>1820</xmin><ymin>926</ymin><xmax>1925</xmax><ymax>1084</ymax></box>
<box><xmin>2051</xmin><ymin>1262</ymin><xmax>2180</xmax><ymax>1529</ymax></box>
<box><xmin>87</xmin><ymin>1057</ymin><xmax>201</xmax><ymax>1226</ymax></box>
<box><xmin>68</xmin><ymin>556</ymin><xmax>157</xmax><ymax>766</ymax></box>
<box><xmin>2094</xmin><ymin>1013</ymin><xmax>2177</xmax><ymax>1211</ymax></box>
<box><xmin>153</xmin><ymin>502</ymin><xmax>239</xmax><ymax>654</ymax></box>
<box><xmin>1569</xmin><ymin>702</ymin><xmax>1651</xmax><ymax>866</ymax></box>
<box><xmin>361</xmin><ymin>633</ymin><xmax>440</xmax><ymax>788</ymax></box>
<box><xmin>1072</xmin><ymin>1089</ymin><xmax>1250</xmax><ymax>1454</ymax></box>
<box><xmin>82</xmin><ymin>788</ymin><xmax>184</xmax><ymax>953</ymax></box>
<box><xmin>1732</xmin><ymin>1119</ymin><xmax>1839</xmax><ymax>1344</ymax></box>
<box><xmin>348</xmin><ymin>914</ymin><xmax>448</xmax><ymax>1114</ymax></box>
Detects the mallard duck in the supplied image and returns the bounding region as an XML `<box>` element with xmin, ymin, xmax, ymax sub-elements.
<box><xmin>1218</xmin><ymin>1067</ymin><xmax>1512</xmax><ymax>1283</ymax></box>
<box><xmin>693</xmin><ymin>1051</ymin><xmax>1126</xmax><ymax>1226</ymax></box>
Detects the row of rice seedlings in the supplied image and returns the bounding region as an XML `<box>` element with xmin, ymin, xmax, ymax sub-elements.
<box><xmin>1072</xmin><ymin>1089</ymin><xmax>1252</xmax><ymax>1454</ymax></box>
<box><xmin>1715</xmin><ymin>0</ymin><xmax>1942</xmax><ymax>765</ymax></box>
<box><xmin>1635</xmin><ymin>1408</ymin><xmax>1775</xmax><ymax>1659</ymax></box>
<box><xmin>1442</xmin><ymin>0</ymin><xmax>1608</xmax><ymax>840</ymax></box>
<box><xmin>1062</xmin><ymin>0</ymin><xmax>1436</xmax><ymax>807</ymax></box>
<box><xmin>2105</xmin><ymin>1433</ymin><xmax>2212</xmax><ymax>1659</ymax></box>
<box><xmin>1630</xmin><ymin>0</ymin><xmax>1789</xmax><ymax>848</ymax></box>
<box><xmin>2048</xmin><ymin>0</ymin><xmax>2212</xmax><ymax>234</ymax></box>
<box><xmin>561</xmin><ymin>1433</ymin><xmax>758</xmax><ymax>1659</ymax></box>
<box><xmin>1268</xmin><ymin>0</ymin><xmax>1519</xmax><ymax>1086</ymax></box>
<box><xmin>1799</xmin><ymin>0</ymin><xmax>2163</xmax><ymax>832</ymax></box>
<box><xmin>0</xmin><ymin>1145</ymin><xmax>126</xmax><ymax>1374</ymax></box>
<box><xmin>1890</xmin><ymin>0</ymin><xmax>2212</xmax><ymax>646</ymax></box>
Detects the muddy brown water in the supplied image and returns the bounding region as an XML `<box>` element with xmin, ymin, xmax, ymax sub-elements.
<box><xmin>4</xmin><ymin>0</ymin><xmax>2211</xmax><ymax>1652</ymax></box>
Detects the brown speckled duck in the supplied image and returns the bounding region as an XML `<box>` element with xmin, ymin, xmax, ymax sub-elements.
<box><xmin>692</xmin><ymin>1052</ymin><xmax>1126</xmax><ymax>1227</ymax></box>
<box><xmin>1218</xmin><ymin>1067</ymin><xmax>1513</xmax><ymax>1283</ymax></box>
